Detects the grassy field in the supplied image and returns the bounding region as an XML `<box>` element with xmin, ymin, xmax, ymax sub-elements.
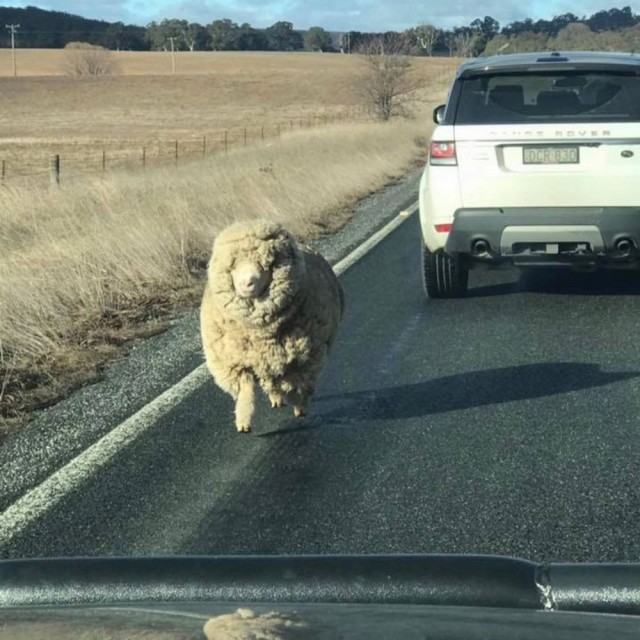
<box><xmin>0</xmin><ymin>50</ymin><xmax>458</xmax><ymax>434</ymax></box>
<box><xmin>0</xmin><ymin>50</ymin><xmax>457</xmax><ymax>181</ymax></box>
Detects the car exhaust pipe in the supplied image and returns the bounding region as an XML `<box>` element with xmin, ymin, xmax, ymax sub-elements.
<box><xmin>615</xmin><ymin>238</ymin><xmax>634</xmax><ymax>256</ymax></box>
<box><xmin>471</xmin><ymin>239</ymin><xmax>491</xmax><ymax>258</ymax></box>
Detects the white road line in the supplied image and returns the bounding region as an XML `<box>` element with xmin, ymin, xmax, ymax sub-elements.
<box><xmin>0</xmin><ymin>366</ymin><xmax>211</xmax><ymax>546</ymax></box>
<box><xmin>0</xmin><ymin>202</ymin><xmax>418</xmax><ymax>547</ymax></box>
<box><xmin>332</xmin><ymin>202</ymin><xmax>418</xmax><ymax>276</ymax></box>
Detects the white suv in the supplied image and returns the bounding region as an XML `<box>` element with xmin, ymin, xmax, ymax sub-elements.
<box><xmin>419</xmin><ymin>51</ymin><xmax>640</xmax><ymax>298</ymax></box>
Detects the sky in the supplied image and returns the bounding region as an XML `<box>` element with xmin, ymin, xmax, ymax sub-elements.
<box><xmin>3</xmin><ymin>0</ymin><xmax>640</xmax><ymax>31</ymax></box>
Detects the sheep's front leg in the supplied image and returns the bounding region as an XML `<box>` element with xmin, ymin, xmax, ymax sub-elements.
<box><xmin>275</xmin><ymin>374</ymin><xmax>311</xmax><ymax>418</ymax></box>
<box><xmin>268</xmin><ymin>391</ymin><xmax>286</xmax><ymax>409</ymax></box>
<box><xmin>235</xmin><ymin>371</ymin><xmax>256</xmax><ymax>433</ymax></box>
<box><xmin>260</xmin><ymin>377</ymin><xmax>286</xmax><ymax>409</ymax></box>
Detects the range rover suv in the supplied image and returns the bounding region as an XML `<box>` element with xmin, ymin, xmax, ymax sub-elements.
<box><xmin>419</xmin><ymin>51</ymin><xmax>640</xmax><ymax>298</ymax></box>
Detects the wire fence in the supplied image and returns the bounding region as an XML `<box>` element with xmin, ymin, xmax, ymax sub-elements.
<box><xmin>0</xmin><ymin>104</ymin><xmax>374</xmax><ymax>186</ymax></box>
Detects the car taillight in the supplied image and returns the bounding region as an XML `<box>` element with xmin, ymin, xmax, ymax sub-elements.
<box><xmin>434</xmin><ymin>223</ymin><xmax>452</xmax><ymax>233</ymax></box>
<box><xmin>430</xmin><ymin>141</ymin><xmax>457</xmax><ymax>166</ymax></box>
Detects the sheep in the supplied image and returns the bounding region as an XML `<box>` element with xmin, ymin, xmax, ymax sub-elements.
<box><xmin>200</xmin><ymin>219</ymin><xmax>344</xmax><ymax>432</ymax></box>
<box><xmin>203</xmin><ymin>609</ymin><xmax>312</xmax><ymax>640</ymax></box>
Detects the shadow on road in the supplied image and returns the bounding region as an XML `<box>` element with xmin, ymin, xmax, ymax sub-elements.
<box><xmin>310</xmin><ymin>362</ymin><xmax>639</xmax><ymax>425</ymax></box>
<box><xmin>466</xmin><ymin>281</ymin><xmax>520</xmax><ymax>298</ymax></box>
<box><xmin>468</xmin><ymin>268</ymin><xmax>640</xmax><ymax>298</ymax></box>
<box><xmin>257</xmin><ymin>421</ymin><xmax>317</xmax><ymax>437</ymax></box>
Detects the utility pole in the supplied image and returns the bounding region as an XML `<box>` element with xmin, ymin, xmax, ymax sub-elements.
<box><xmin>5</xmin><ymin>23</ymin><xmax>19</xmax><ymax>77</ymax></box>
<box><xmin>168</xmin><ymin>36</ymin><xmax>176</xmax><ymax>74</ymax></box>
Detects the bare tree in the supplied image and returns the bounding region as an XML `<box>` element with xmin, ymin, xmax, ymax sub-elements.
<box><xmin>444</xmin><ymin>32</ymin><xmax>456</xmax><ymax>56</ymax></box>
<box><xmin>64</xmin><ymin>42</ymin><xmax>117</xmax><ymax>76</ymax></box>
<box><xmin>414</xmin><ymin>24</ymin><xmax>439</xmax><ymax>56</ymax></box>
<box><xmin>553</xmin><ymin>23</ymin><xmax>596</xmax><ymax>51</ymax></box>
<box><xmin>483</xmin><ymin>33</ymin><xmax>510</xmax><ymax>55</ymax></box>
<box><xmin>453</xmin><ymin>31</ymin><xmax>475</xmax><ymax>57</ymax></box>
<box><xmin>180</xmin><ymin>22</ymin><xmax>207</xmax><ymax>51</ymax></box>
<box><xmin>358</xmin><ymin>34</ymin><xmax>416</xmax><ymax>121</ymax></box>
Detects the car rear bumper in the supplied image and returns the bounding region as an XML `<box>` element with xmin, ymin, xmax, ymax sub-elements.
<box><xmin>445</xmin><ymin>207</ymin><xmax>640</xmax><ymax>266</ymax></box>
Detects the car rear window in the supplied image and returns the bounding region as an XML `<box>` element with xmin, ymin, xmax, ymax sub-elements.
<box><xmin>454</xmin><ymin>71</ymin><xmax>640</xmax><ymax>124</ymax></box>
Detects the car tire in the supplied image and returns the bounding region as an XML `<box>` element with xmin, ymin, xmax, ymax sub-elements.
<box><xmin>422</xmin><ymin>245</ymin><xmax>469</xmax><ymax>299</ymax></box>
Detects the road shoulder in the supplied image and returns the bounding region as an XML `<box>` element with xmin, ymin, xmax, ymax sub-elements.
<box><xmin>0</xmin><ymin>168</ymin><xmax>422</xmax><ymax>512</ymax></box>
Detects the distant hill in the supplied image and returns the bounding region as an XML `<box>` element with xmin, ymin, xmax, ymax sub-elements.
<box><xmin>0</xmin><ymin>6</ymin><xmax>148</xmax><ymax>49</ymax></box>
<box><xmin>7</xmin><ymin>3</ymin><xmax>638</xmax><ymax>57</ymax></box>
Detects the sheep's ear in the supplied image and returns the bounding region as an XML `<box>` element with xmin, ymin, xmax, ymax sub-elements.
<box><xmin>273</xmin><ymin>230</ymin><xmax>298</xmax><ymax>259</ymax></box>
<box><xmin>275</xmin><ymin>226</ymin><xmax>297</xmax><ymax>246</ymax></box>
<box><xmin>262</xmin><ymin>224</ymin><xmax>288</xmax><ymax>241</ymax></box>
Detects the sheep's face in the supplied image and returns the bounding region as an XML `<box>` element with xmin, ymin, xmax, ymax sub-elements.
<box><xmin>231</xmin><ymin>260</ymin><xmax>272</xmax><ymax>299</ymax></box>
<box><xmin>208</xmin><ymin>221</ymin><xmax>306</xmax><ymax>327</ymax></box>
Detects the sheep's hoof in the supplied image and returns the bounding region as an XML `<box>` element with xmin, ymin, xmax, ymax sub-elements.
<box><xmin>236</xmin><ymin>423</ymin><xmax>252</xmax><ymax>433</ymax></box>
<box><xmin>268</xmin><ymin>393</ymin><xmax>284</xmax><ymax>409</ymax></box>
<box><xmin>293</xmin><ymin>406</ymin><xmax>307</xmax><ymax>418</ymax></box>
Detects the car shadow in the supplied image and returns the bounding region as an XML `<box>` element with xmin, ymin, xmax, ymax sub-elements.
<box><xmin>521</xmin><ymin>268</ymin><xmax>640</xmax><ymax>296</ymax></box>
<box><xmin>308</xmin><ymin>362</ymin><xmax>639</xmax><ymax>425</ymax></box>
<box><xmin>466</xmin><ymin>281</ymin><xmax>520</xmax><ymax>298</ymax></box>
<box><xmin>468</xmin><ymin>268</ymin><xmax>640</xmax><ymax>297</ymax></box>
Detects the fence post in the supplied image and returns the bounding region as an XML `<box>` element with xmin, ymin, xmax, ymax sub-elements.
<box><xmin>50</xmin><ymin>155</ymin><xmax>60</xmax><ymax>186</ymax></box>
<box><xmin>102</xmin><ymin>150</ymin><xmax>106</xmax><ymax>172</ymax></box>
<box><xmin>224</xmin><ymin>130</ymin><xmax>228</xmax><ymax>154</ymax></box>
<box><xmin>174</xmin><ymin>140</ymin><xmax>178</xmax><ymax>166</ymax></box>
<box><xmin>142</xmin><ymin>146</ymin><xmax>146</xmax><ymax>169</ymax></box>
<box><xmin>202</xmin><ymin>135</ymin><xmax>206</xmax><ymax>158</ymax></box>
<box><xmin>261</xmin><ymin>125</ymin><xmax>264</xmax><ymax>141</ymax></box>
<box><xmin>1</xmin><ymin>160</ymin><xmax>5</xmax><ymax>182</ymax></box>
<box><xmin>277</xmin><ymin>124</ymin><xmax>280</xmax><ymax>138</ymax></box>
<box><xmin>243</xmin><ymin>128</ymin><xmax>247</xmax><ymax>146</ymax></box>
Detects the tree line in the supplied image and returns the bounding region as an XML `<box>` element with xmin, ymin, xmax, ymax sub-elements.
<box><xmin>2</xmin><ymin>5</ymin><xmax>640</xmax><ymax>55</ymax></box>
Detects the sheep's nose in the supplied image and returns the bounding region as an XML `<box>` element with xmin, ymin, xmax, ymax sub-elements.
<box><xmin>242</xmin><ymin>276</ymin><xmax>258</xmax><ymax>290</ymax></box>
<box><xmin>234</xmin><ymin>270</ymin><xmax>263</xmax><ymax>297</ymax></box>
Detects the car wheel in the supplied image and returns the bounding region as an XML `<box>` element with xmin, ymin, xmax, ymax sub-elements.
<box><xmin>422</xmin><ymin>245</ymin><xmax>469</xmax><ymax>299</ymax></box>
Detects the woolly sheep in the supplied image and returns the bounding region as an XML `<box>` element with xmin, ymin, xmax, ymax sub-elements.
<box><xmin>200</xmin><ymin>220</ymin><xmax>344</xmax><ymax>432</ymax></box>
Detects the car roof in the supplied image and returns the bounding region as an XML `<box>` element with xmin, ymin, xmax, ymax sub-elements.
<box><xmin>456</xmin><ymin>50</ymin><xmax>640</xmax><ymax>78</ymax></box>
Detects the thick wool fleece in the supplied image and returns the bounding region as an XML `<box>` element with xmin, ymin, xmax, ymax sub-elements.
<box><xmin>200</xmin><ymin>220</ymin><xmax>344</xmax><ymax>431</ymax></box>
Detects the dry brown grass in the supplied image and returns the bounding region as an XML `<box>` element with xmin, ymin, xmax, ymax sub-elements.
<box><xmin>0</xmin><ymin>51</ymin><xmax>457</xmax><ymax>181</ymax></box>
<box><xmin>0</xmin><ymin>47</ymin><xmax>458</xmax><ymax>78</ymax></box>
<box><xmin>0</xmin><ymin>51</ymin><xmax>457</xmax><ymax>434</ymax></box>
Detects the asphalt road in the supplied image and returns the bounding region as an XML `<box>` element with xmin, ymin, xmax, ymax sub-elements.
<box><xmin>5</xmin><ymin>213</ymin><xmax>640</xmax><ymax>562</ymax></box>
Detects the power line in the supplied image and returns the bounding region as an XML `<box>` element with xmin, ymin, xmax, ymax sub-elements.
<box><xmin>5</xmin><ymin>23</ymin><xmax>19</xmax><ymax>77</ymax></box>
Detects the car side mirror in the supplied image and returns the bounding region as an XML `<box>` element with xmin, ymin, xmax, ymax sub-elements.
<box><xmin>433</xmin><ymin>105</ymin><xmax>446</xmax><ymax>125</ymax></box>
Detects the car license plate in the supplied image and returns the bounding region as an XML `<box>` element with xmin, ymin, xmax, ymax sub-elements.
<box><xmin>523</xmin><ymin>146</ymin><xmax>579</xmax><ymax>164</ymax></box>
